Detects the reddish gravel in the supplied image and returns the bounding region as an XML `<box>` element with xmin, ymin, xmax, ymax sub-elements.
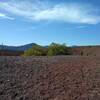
<box><xmin>0</xmin><ymin>56</ymin><xmax>100</xmax><ymax>100</ymax></box>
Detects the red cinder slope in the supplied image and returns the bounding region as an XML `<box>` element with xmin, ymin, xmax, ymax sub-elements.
<box><xmin>0</xmin><ymin>56</ymin><xmax>100</xmax><ymax>100</ymax></box>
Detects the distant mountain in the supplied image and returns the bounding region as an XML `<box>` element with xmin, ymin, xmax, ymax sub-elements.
<box><xmin>0</xmin><ymin>43</ymin><xmax>37</xmax><ymax>51</ymax></box>
<box><xmin>1</xmin><ymin>43</ymin><xmax>100</xmax><ymax>56</ymax></box>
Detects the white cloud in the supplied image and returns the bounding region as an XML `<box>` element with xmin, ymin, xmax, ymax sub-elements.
<box><xmin>0</xmin><ymin>12</ymin><xmax>14</xmax><ymax>20</ymax></box>
<box><xmin>75</xmin><ymin>26</ymin><xmax>87</xmax><ymax>29</ymax></box>
<box><xmin>65</xmin><ymin>25</ymin><xmax>88</xmax><ymax>30</ymax></box>
<box><xmin>0</xmin><ymin>1</ymin><xmax>100</xmax><ymax>24</ymax></box>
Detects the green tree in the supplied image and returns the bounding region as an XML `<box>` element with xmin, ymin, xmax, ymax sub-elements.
<box><xmin>47</xmin><ymin>43</ymin><xmax>69</xmax><ymax>56</ymax></box>
<box><xmin>23</xmin><ymin>45</ymin><xmax>47</xmax><ymax>56</ymax></box>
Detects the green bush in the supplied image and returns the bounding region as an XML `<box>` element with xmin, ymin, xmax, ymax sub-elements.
<box><xmin>47</xmin><ymin>43</ymin><xmax>69</xmax><ymax>56</ymax></box>
<box><xmin>23</xmin><ymin>43</ymin><xmax>70</xmax><ymax>56</ymax></box>
<box><xmin>23</xmin><ymin>45</ymin><xmax>47</xmax><ymax>56</ymax></box>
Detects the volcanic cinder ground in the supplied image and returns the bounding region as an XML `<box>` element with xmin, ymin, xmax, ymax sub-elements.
<box><xmin>0</xmin><ymin>56</ymin><xmax>100</xmax><ymax>100</ymax></box>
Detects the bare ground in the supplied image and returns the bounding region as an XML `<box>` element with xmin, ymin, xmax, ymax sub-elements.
<box><xmin>0</xmin><ymin>56</ymin><xmax>100</xmax><ymax>100</ymax></box>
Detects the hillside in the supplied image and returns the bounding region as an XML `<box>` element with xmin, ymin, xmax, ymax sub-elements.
<box><xmin>0</xmin><ymin>56</ymin><xmax>100</xmax><ymax>100</ymax></box>
<box><xmin>0</xmin><ymin>43</ymin><xmax>100</xmax><ymax>56</ymax></box>
<box><xmin>0</xmin><ymin>43</ymin><xmax>36</xmax><ymax>56</ymax></box>
<box><xmin>0</xmin><ymin>43</ymin><xmax>37</xmax><ymax>51</ymax></box>
<box><xmin>70</xmin><ymin>46</ymin><xmax>100</xmax><ymax>56</ymax></box>
<box><xmin>0</xmin><ymin>50</ymin><xmax>23</xmax><ymax>56</ymax></box>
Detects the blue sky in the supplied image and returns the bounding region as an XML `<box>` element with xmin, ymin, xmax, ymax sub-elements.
<box><xmin>0</xmin><ymin>0</ymin><xmax>100</xmax><ymax>46</ymax></box>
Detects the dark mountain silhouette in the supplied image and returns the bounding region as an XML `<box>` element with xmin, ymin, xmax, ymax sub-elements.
<box><xmin>0</xmin><ymin>43</ymin><xmax>37</xmax><ymax>51</ymax></box>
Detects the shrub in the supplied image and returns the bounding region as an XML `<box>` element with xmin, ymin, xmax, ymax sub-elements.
<box><xmin>23</xmin><ymin>45</ymin><xmax>47</xmax><ymax>56</ymax></box>
<box><xmin>47</xmin><ymin>43</ymin><xmax>69</xmax><ymax>56</ymax></box>
<box><xmin>23</xmin><ymin>43</ymin><xmax>70</xmax><ymax>56</ymax></box>
<box><xmin>80</xmin><ymin>51</ymin><xmax>83</xmax><ymax>56</ymax></box>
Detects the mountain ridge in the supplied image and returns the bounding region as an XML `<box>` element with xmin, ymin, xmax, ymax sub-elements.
<box><xmin>0</xmin><ymin>43</ymin><xmax>37</xmax><ymax>51</ymax></box>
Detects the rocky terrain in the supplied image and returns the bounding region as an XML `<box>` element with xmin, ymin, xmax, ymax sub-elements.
<box><xmin>0</xmin><ymin>56</ymin><xmax>100</xmax><ymax>100</ymax></box>
<box><xmin>70</xmin><ymin>46</ymin><xmax>100</xmax><ymax>56</ymax></box>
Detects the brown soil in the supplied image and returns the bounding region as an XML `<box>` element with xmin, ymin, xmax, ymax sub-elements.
<box><xmin>0</xmin><ymin>56</ymin><xmax>100</xmax><ymax>100</ymax></box>
<box><xmin>0</xmin><ymin>50</ymin><xmax>23</xmax><ymax>56</ymax></box>
<box><xmin>70</xmin><ymin>46</ymin><xmax>100</xmax><ymax>56</ymax></box>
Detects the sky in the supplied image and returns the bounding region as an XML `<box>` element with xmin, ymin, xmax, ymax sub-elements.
<box><xmin>0</xmin><ymin>0</ymin><xmax>100</xmax><ymax>46</ymax></box>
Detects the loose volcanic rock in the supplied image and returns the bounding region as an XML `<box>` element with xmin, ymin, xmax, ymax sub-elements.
<box><xmin>0</xmin><ymin>56</ymin><xmax>100</xmax><ymax>100</ymax></box>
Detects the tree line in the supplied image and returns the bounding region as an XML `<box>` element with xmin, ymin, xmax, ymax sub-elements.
<box><xmin>23</xmin><ymin>43</ymin><xmax>71</xmax><ymax>56</ymax></box>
